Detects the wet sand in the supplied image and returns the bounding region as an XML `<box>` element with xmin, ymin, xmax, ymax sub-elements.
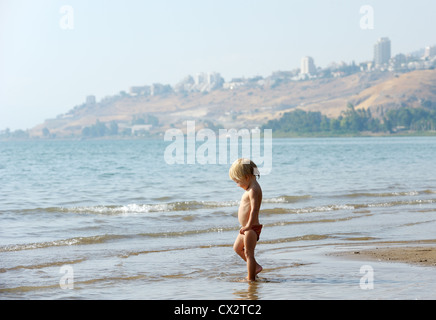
<box><xmin>335</xmin><ymin>241</ymin><xmax>436</xmax><ymax>267</ymax></box>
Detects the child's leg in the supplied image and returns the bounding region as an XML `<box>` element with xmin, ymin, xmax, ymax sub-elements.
<box><xmin>233</xmin><ymin>234</ymin><xmax>246</xmax><ymax>261</ymax></box>
<box><xmin>243</xmin><ymin>230</ymin><xmax>261</xmax><ymax>281</ymax></box>
<box><xmin>234</xmin><ymin>232</ymin><xmax>263</xmax><ymax>280</ymax></box>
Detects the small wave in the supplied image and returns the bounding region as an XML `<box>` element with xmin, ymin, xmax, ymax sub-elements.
<box><xmin>1</xmin><ymin>258</ymin><xmax>87</xmax><ymax>272</ymax></box>
<box><xmin>262</xmin><ymin>197</ymin><xmax>436</xmax><ymax>215</ymax></box>
<box><xmin>137</xmin><ymin>226</ymin><xmax>236</xmax><ymax>239</ymax></box>
<box><xmin>10</xmin><ymin>196</ymin><xmax>314</xmax><ymax>216</ymax></box>
<box><xmin>0</xmin><ymin>226</ymin><xmax>236</xmax><ymax>253</ymax></box>
<box><xmin>12</xmin><ymin>194</ymin><xmax>435</xmax><ymax>220</ymax></box>
<box><xmin>352</xmin><ymin>198</ymin><xmax>436</xmax><ymax>209</ymax></box>
<box><xmin>0</xmin><ymin>275</ymin><xmax>148</xmax><ymax>294</ymax></box>
<box><xmin>0</xmin><ymin>284</ymin><xmax>61</xmax><ymax>294</ymax></box>
<box><xmin>262</xmin><ymin>234</ymin><xmax>330</xmax><ymax>244</ymax></box>
<box><xmin>264</xmin><ymin>195</ymin><xmax>312</xmax><ymax>204</ymax></box>
<box><xmin>423</xmin><ymin>189</ymin><xmax>436</xmax><ymax>195</ymax></box>
<box><xmin>57</xmin><ymin>200</ymin><xmax>240</xmax><ymax>215</ymax></box>
<box><xmin>343</xmin><ymin>191</ymin><xmax>420</xmax><ymax>198</ymax></box>
<box><xmin>0</xmin><ymin>235</ymin><xmax>122</xmax><ymax>252</ymax></box>
<box><xmin>262</xmin><ymin>204</ymin><xmax>356</xmax><ymax>215</ymax></box>
<box><xmin>63</xmin><ymin>203</ymin><xmax>175</xmax><ymax>215</ymax></box>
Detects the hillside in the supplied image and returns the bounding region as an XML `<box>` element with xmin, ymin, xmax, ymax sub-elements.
<box><xmin>30</xmin><ymin>69</ymin><xmax>436</xmax><ymax>137</ymax></box>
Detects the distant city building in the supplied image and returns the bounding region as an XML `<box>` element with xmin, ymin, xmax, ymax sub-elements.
<box><xmin>178</xmin><ymin>72</ymin><xmax>223</xmax><ymax>92</ymax></box>
<box><xmin>130</xmin><ymin>86</ymin><xmax>151</xmax><ymax>96</ymax></box>
<box><xmin>194</xmin><ymin>72</ymin><xmax>206</xmax><ymax>86</ymax></box>
<box><xmin>86</xmin><ymin>95</ymin><xmax>96</xmax><ymax>105</ymax></box>
<box><xmin>424</xmin><ymin>45</ymin><xmax>436</xmax><ymax>58</ymax></box>
<box><xmin>301</xmin><ymin>56</ymin><xmax>316</xmax><ymax>75</ymax></box>
<box><xmin>150</xmin><ymin>83</ymin><xmax>173</xmax><ymax>96</ymax></box>
<box><xmin>131</xmin><ymin>124</ymin><xmax>152</xmax><ymax>135</ymax></box>
<box><xmin>374</xmin><ymin>37</ymin><xmax>391</xmax><ymax>67</ymax></box>
<box><xmin>206</xmin><ymin>72</ymin><xmax>223</xmax><ymax>87</ymax></box>
<box><xmin>174</xmin><ymin>75</ymin><xmax>195</xmax><ymax>93</ymax></box>
<box><xmin>391</xmin><ymin>53</ymin><xmax>407</xmax><ymax>68</ymax></box>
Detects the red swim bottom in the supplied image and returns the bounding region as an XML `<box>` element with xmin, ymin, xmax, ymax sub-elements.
<box><xmin>240</xmin><ymin>224</ymin><xmax>263</xmax><ymax>241</ymax></box>
<box><xmin>252</xmin><ymin>224</ymin><xmax>263</xmax><ymax>241</ymax></box>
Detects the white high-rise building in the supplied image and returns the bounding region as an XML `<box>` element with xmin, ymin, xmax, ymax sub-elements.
<box><xmin>301</xmin><ymin>56</ymin><xmax>316</xmax><ymax>75</ymax></box>
<box><xmin>424</xmin><ymin>45</ymin><xmax>436</xmax><ymax>58</ymax></box>
<box><xmin>374</xmin><ymin>37</ymin><xmax>391</xmax><ymax>67</ymax></box>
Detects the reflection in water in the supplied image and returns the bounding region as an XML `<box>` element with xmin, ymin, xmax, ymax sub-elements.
<box><xmin>233</xmin><ymin>280</ymin><xmax>261</xmax><ymax>300</ymax></box>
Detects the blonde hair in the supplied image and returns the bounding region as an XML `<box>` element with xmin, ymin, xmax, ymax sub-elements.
<box><xmin>229</xmin><ymin>158</ymin><xmax>260</xmax><ymax>181</ymax></box>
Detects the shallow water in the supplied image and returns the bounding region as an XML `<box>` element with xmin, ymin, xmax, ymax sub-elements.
<box><xmin>1</xmin><ymin>137</ymin><xmax>436</xmax><ymax>299</ymax></box>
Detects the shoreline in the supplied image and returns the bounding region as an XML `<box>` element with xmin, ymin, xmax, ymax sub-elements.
<box><xmin>2</xmin><ymin>131</ymin><xmax>436</xmax><ymax>142</ymax></box>
<box><xmin>333</xmin><ymin>241</ymin><xmax>436</xmax><ymax>267</ymax></box>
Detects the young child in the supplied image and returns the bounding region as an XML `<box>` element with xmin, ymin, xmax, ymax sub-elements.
<box><xmin>229</xmin><ymin>158</ymin><xmax>263</xmax><ymax>281</ymax></box>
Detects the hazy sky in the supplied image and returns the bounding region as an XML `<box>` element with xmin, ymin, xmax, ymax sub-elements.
<box><xmin>1</xmin><ymin>0</ymin><xmax>436</xmax><ymax>130</ymax></box>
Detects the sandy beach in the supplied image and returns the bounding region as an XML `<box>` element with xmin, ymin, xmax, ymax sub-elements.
<box><xmin>335</xmin><ymin>241</ymin><xmax>436</xmax><ymax>267</ymax></box>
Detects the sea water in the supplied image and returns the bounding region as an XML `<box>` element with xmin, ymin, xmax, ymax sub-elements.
<box><xmin>1</xmin><ymin>137</ymin><xmax>436</xmax><ymax>299</ymax></box>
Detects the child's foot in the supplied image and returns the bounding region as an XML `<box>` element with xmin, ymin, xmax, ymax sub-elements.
<box><xmin>256</xmin><ymin>264</ymin><xmax>263</xmax><ymax>275</ymax></box>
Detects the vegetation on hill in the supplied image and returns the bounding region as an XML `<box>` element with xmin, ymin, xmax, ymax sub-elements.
<box><xmin>262</xmin><ymin>103</ymin><xmax>436</xmax><ymax>136</ymax></box>
<box><xmin>384</xmin><ymin>102</ymin><xmax>436</xmax><ymax>132</ymax></box>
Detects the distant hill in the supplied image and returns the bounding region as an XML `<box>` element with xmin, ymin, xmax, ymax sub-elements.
<box><xmin>30</xmin><ymin>69</ymin><xmax>436</xmax><ymax>138</ymax></box>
